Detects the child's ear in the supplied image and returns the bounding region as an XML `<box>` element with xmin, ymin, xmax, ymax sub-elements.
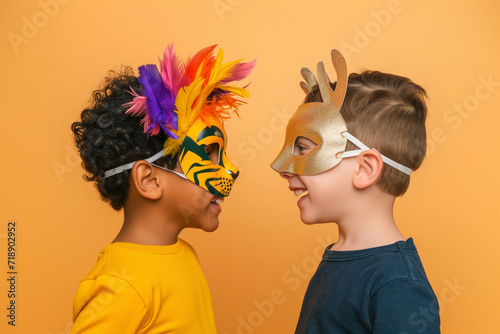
<box><xmin>130</xmin><ymin>161</ymin><xmax>162</xmax><ymax>200</ymax></box>
<box><xmin>352</xmin><ymin>150</ymin><xmax>384</xmax><ymax>190</ymax></box>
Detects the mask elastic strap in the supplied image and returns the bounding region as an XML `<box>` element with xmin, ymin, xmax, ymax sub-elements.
<box><xmin>341</xmin><ymin>132</ymin><xmax>413</xmax><ymax>176</ymax></box>
<box><xmin>150</xmin><ymin>164</ymin><xmax>188</xmax><ymax>180</ymax></box>
<box><xmin>103</xmin><ymin>149</ymin><xmax>187</xmax><ymax>180</ymax></box>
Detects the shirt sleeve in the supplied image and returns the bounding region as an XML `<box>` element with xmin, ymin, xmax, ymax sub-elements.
<box><xmin>369</xmin><ymin>278</ymin><xmax>440</xmax><ymax>334</ymax></box>
<box><xmin>70</xmin><ymin>274</ymin><xmax>148</xmax><ymax>334</ymax></box>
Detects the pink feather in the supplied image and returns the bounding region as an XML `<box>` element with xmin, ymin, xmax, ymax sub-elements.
<box><xmin>123</xmin><ymin>87</ymin><xmax>156</xmax><ymax>134</ymax></box>
<box><xmin>220</xmin><ymin>59</ymin><xmax>257</xmax><ymax>84</ymax></box>
<box><xmin>160</xmin><ymin>44</ymin><xmax>188</xmax><ymax>93</ymax></box>
<box><xmin>124</xmin><ymin>87</ymin><xmax>147</xmax><ymax>117</ymax></box>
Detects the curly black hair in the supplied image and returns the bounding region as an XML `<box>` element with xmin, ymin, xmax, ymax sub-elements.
<box><xmin>71</xmin><ymin>67</ymin><xmax>178</xmax><ymax>210</ymax></box>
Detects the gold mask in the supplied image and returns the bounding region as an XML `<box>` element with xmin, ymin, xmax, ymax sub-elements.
<box><xmin>271</xmin><ymin>49</ymin><xmax>349</xmax><ymax>175</ymax></box>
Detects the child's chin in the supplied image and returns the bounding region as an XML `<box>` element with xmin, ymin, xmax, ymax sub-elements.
<box><xmin>300</xmin><ymin>212</ymin><xmax>318</xmax><ymax>225</ymax></box>
<box><xmin>202</xmin><ymin>226</ymin><xmax>219</xmax><ymax>233</ymax></box>
<box><xmin>300</xmin><ymin>212</ymin><xmax>331</xmax><ymax>225</ymax></box>
<box><xmin>200</xmin><ymin>219</ymin><xmax>220</xmax><ymax>232</ymax></box>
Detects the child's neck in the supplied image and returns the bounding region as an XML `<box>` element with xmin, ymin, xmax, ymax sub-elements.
<box><xmin>332</xmin><ymin>219</ymin><xmax>405</xmax><ymax>251</ymax></box>
<box><xmin>112</xmin><ymin>206</ymin><xmax>182</xmax><ymax>246</ymax></box>
<box><xmin>330</xmin><ymin>193</ymin><xmax>404</xmax><ymax>251</ymax></box>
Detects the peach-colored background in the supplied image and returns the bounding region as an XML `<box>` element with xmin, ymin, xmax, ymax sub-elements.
<box><xmin>1</xmin><ymin>0</ymin><xmax>499</xmax><ymax>333</ymax></box>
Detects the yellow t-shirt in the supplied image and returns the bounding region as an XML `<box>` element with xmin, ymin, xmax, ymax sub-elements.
<box><xmin>71</xmin><ymin>238</ymin><xmax>217</xmax><ymax>334</ymax></box>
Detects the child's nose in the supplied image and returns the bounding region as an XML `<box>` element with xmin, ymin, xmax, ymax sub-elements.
<box><xmin>279</xmin><ymin>171</ymin><xmax>295</xmax><ymax>179</ymax></box>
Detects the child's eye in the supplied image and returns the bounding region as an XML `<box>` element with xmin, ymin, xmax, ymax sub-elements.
<box><xmin>205</xmin><ymin>143</ymin><xmax>220</xmax><ymax>164</ymax></box>
<box><xmin>295</xmin><ymin>145</ymin><xmax>308</xmax><ymax>155</ymax></box>
<box><xmin>293</xmin><ymin>144</ymin><xmax>309</xmax><ymax>155</ymax></box>
<box><xmin>293</xmin><ymin>137</ymin><xmax>317</xmax><ymax>156</ymax></box>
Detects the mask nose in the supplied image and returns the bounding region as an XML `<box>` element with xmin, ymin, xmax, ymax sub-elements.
<box><xmin>228</xmin><ymin>170</ymin><xmax>239</xmax><ymax>181</ymax></box>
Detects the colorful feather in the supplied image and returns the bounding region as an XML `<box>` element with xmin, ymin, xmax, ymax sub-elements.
<box><xmin>125</xmin><ymin>44</ymin><xmax>255</xmax><ymax>156</ymax></box>
<box><xmin>215</xmin><ymin>85</ymin><xmax>250</xmax><ymax>98</ymax></box>
<box><xmin>163</xmin><ymin>76</ymin><xmax>205</xmax><ymax>155</ymax></box>
<box><xmin>220</xmin><ymin>59</ymin><xmax>256</xmax><ymax>84</ymax></box>
<box><xmin>185</xmin><ymin>45</ymin><xmax>217</xmax><ymax>82</ymax></box>
<box><xmin>175</xmin><ymin>77</ymin><xmax>205</xmax><ymax>127</ymax></box>
<box><xmin>193</xmin><ymin>49</ymin><xmax>240</xmax><ymax>111</ymax></box>
<box><xmin>200</xmin><ymin>95</ymin><xmax>244</xmax><ymax>122</ymax></box>
<box><xmin>134</xmin><ymin>65</ymin><xmax>178</xmax><ymax>138</ymax></box>
<box><xmin>160</xmin><ymin>44</ymin><xmax>188</xmax><ymax>95</ymax></box>
<box><xmin>123</xmin><ymin>87</ymin><xmax>147</xmax><ymax>118</ymax></box>
<box><xmin>176</xmin><ymin>47</ymin><xmax>255</xmax><ymax>136</ymax></box>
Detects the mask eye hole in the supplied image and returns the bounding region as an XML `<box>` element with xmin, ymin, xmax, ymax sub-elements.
<box><xmin>293</xmin><ymin>136</ymin><xmax>317</xmax><ymax>156</ymax></box>
<box><xmin>205</xmin><ymin>143</ymin><xmax>220</xmax><ymax>165</ymax></box>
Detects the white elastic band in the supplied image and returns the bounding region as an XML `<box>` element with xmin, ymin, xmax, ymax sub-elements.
<box><xmin>103</xmin><ymin>149</ymin><xmax>187</xmax><ymax>179</ymax></box>
<box><xmin>341</xmin><ymin>132</ymin><xmax>413</xmax><ymax>175</ymax></box>
<box><xmin>150</xmin><ymin>164</ymin><xmax>188</xmax><ymax>180</ymax></box>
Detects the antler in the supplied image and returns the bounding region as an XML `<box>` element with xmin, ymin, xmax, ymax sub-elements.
<box><xmin>329</xmin><ymin>49</ymin><xmax>348</xmax><ymax>110</ymax></box>
<box><xmin>299</xmin><ymin>67</ymin><xmax>318</xmax><ymax>94</ymax></box>
<box><xmin>298</xmin><ymin>49</ymin><xmax>348</xmax><ymax>112</ymax></box>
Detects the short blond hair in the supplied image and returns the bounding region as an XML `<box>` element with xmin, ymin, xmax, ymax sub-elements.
<box><xmin>305</xmin><ymin>70</ymin><xmax>428</xmax><ymax>196</ymax></box>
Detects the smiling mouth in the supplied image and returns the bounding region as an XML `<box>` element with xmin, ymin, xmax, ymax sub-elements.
<box><xmin>211</xmin><ymin>197</ymin><xmax>224</xmax><ymax>205</ymax></box>
<box><xmin>293</xmin><ymin>189</ymin><xmax>309</xmax><ymax>198</ymax></box>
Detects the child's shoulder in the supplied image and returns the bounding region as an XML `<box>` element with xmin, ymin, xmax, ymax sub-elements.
<box><xmin>362</xmin><ymin>238</ymin><xmax>424</xmax><ymax>280</ymax></box>
<box><xmin>367</xmin><ymin>239</ymin><xmax>432</xmax><ymax>296</ymax></box>
<box><xmin>178</xmin><ymin>238</ymin><xmax>195</xmax><ymax>252</ymax></box>
<box><xmin>324</xmin><ymin>238</ymin><xmax>428</xmax><ymax>287</ymax></box>
<box><xmin>81</xmin><ymin>239</ymin><xmax>198</xmax><ymax>281</ymax></box>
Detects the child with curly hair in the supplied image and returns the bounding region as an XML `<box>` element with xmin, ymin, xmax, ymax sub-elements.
<box><xmin>70</xmin><ymin>44</ymin><xmax>255</xmax><ymax>333</ymax></box>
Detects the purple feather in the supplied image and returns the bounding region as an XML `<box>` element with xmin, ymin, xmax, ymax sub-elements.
<box><xmin>137</xmin><ymin>65</ymin><xmax>179</xmax><ymax>138</ymax></box>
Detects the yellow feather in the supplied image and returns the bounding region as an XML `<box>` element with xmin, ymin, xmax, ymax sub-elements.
<box><xmin>163</xmin><ymin>77</ymin><xmax>206</xmax><ymax>156</ymax></box>
<box><xmin>175</xmin><ymin>77</ymin><xmax>204</xmax><ymax>125</ymax></box>
<box><xmin>208</xmin><ymin>50</ymin><xmax>241</xmax><ymax>86</ymax></box>
<box><xmin>215</xmin><ymin>85</ymin><xmax>250</xmax><ymax>98</ymax></box>
<box><xmin>196</xmin><ymin>49</ymin><xmax>244</xmax><ymax>107</ymax></box>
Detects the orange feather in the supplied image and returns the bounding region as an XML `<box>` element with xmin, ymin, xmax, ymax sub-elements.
<box><xmin>185</xmin><ymin>45</ymin><xmax>217</xmax><ymax>82</ymax></box>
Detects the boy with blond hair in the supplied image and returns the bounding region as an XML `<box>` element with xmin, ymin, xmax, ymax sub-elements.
<box><xmin>271</xmin><ymin>50</ymin><xmax>440</xmax><ymax>333</ymax></box>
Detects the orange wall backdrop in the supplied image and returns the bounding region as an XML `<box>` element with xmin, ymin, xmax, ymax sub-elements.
<box><xmin>1</xmin><ymin>1</ymin><xmax>499</xmax><ymax>333</ymax></box>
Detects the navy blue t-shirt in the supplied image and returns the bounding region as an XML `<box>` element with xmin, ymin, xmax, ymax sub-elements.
<box><xmin>295</xmin><ymin>238</ymin><xmax>440</xmax><ymax>334</ymax></box>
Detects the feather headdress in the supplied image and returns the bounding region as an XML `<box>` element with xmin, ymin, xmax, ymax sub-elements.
<box><xmin>124</xmin><ymin>44</ymin><xmax>256</xmax><ymax>156</ymax></box>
